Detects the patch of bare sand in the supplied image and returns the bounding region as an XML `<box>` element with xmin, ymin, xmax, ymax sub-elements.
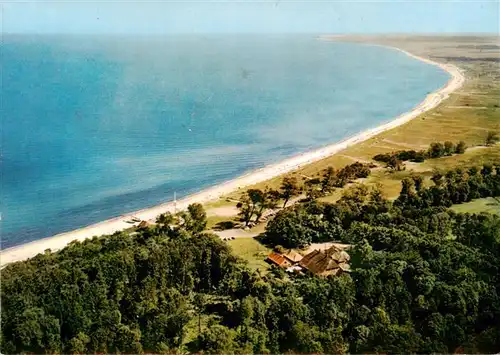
<box><xmin>207</xmin><ymin>206</ymin><xmax>239</xmax><ymax>217</ymax></box>
<box><xmin>214</xmin><ymin>229</ymin><xmax>260</xmax><ymax>239</ymax></box>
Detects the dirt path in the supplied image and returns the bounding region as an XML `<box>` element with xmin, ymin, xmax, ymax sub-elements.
<box><xmin>338</xmin><ymin>154</ymin><xmax>374</xmax><ymax>164</ymax></box>
<box><xmin>213</xmin><ymin>229</ymin><xmax>260</xmax><ymax>239</ymax></box>
<box><xmin>447</xmin><ymin>105</ymin><xmax>489</xmax><ymax>109</ymax></box>
<box><xmin>380</xmin><ymin>138</ymin><xmax>426</xmax><ymax>149</ymax></box>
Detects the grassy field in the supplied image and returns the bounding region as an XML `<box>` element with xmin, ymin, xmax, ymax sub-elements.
<box><xmin>226</xmin><ymin>237</ymin><xmax>271</xmax><ymax>272</ymax></box>
<box><xmin>206</xmin><ymin>215</ymin><xmax>237</xmax><ymax>230</ymax></box>
<box><xmin>204</xmin><ymin>35</ymin><xmax>499</xmax><ymax>206</ymax></box>
<box><xmin>451</xmin><ymin>197</ymin><xmax>500</xmax><ymax>215</ymax></box>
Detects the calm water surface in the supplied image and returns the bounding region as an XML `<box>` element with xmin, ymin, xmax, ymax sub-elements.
<box><xmin>1</xmin><ymin>35</ymin><xmax>449</xmax><ymax>247</ymax></box>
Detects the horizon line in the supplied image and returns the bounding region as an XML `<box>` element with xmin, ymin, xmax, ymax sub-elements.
<box><xmin>4</xmin><ymin>31</ymin><xmax>499</xmax><ymax>36</ymax></box>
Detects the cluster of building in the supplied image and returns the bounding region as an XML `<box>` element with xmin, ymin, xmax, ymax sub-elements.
<box><xmin>266</xmin><ymin>244</ymin><xmax>351</xmax><ymax>277</ymax></box>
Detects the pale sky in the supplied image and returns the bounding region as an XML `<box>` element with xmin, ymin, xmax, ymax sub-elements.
<box><xmin>2</xmin><ymin>1</ymin><xmax>499</xmax><ymax>34</ymax></box>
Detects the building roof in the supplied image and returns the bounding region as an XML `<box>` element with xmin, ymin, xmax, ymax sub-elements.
<box><xmin>283</xmin><ymin>250</ymin><xmax>303</xmax><ymax>263</ymax></box>
<box><xmin>299</xmin><ymin>250</ymin><xmax>339</xmax><ymax>276</ymax></box>
<box><xmin>299</xmin><ymin>247</ymin><xmax>351</xmax><ymax>276</ymax></box>
<box><xmin>266</xmin><ymin>252</ymin><xmax>291</xmax><ymax>268</ymax></box>
<box><xmin>326</xmin><ymin>248</ymin><xmax>351</xmax><ymax>263</ymax></box>
<box><xmin>302</xmin><ymin>242</ymin><xmax>351</xmax><ymax>255</ymax></box>
<box><xmin>338</xmin><ymin>262</ymin><xmax>351</xmax><ymax>272</ymax></box>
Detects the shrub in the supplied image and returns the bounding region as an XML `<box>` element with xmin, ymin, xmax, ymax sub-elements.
<box><xmin>373</xmin><ymin>153</ymin><xmax>392</xmax><ymax>163</ymax></box>
<box><xmin>428</xmin><ymin>142</ymin><xmax>445</xmax><ymax>158</ymax></box>
<box><xmin>444</xmin><ymin>141</ymin><xmax>455</xmax><ymax>156</ymax></box>
<box><xmin>486</xmin><ymin>131</ymin><xmax>499</xmax><ymax>146</ymax></box>
<box><xmin>455</xmin><ymin>141</ymin><xmax>467</xmax><ymax>154</ymax></box>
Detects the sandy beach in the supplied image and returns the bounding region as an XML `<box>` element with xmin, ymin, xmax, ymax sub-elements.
<box><xmin>0</xmin><ymin>43</ymin><xmax>465</xmax><ymax>267</ymax></box>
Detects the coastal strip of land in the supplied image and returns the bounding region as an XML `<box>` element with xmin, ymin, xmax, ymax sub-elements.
<box><xmin>0</xmin><ymin>43</ymin><xmax>465</xmax><ymax>267</ymax></box>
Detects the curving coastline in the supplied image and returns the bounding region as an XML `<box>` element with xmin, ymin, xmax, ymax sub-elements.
<box><xmin>0</xmin><ymin>43</ymin><xmax>465</xmax><ymax>267</ymax></box>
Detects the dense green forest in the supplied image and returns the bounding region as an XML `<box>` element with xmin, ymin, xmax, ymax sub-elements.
<box><xmin>2</xmin><ymin>163</ymin><xmax>500</xmax><ymax>354</ymax></box>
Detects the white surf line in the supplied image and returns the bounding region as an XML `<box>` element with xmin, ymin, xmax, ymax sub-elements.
<box><xmin>0</xmin><ymin>42</ymin><xmax>465</xmax><ymax>267</ymax></box>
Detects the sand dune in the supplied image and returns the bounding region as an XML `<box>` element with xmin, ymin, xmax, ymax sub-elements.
<box><xmin>0</xmin><ymin>44</ymin><xmax>465</xmax><ymax>267</ymax></box>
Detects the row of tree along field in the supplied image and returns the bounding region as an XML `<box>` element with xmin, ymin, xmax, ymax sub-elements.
<box><xmin>2</xmin><ymin>161</ymin><xmax>499</xmax><ymax>354</ymax></box>
<box><xmin>373</xmin><ymin>131</ymin><xmax>499</xmax><ymax>171</ymax></box>
<box><xmin>265</xmin><ymin>163</ymin><xmax>500</xmax><ymax>248</ymax></box>
<box><xmin>236</xmin><ymin>161</ymin><xmax>373</xmax><ymax>226</ymax></box>
<box><xmin>373</xmin><ymin>140</ymin><xmax>468</xmax><ymax>169</ymax></box>
<box><xmin>235</xmin><ymin>131</ymin><xmax>499</xmax><ymax>228</ymax></box>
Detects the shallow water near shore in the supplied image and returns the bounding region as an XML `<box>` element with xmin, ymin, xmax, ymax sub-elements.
<box><xmin>1</xmin><ymin>34</ymin><xmax>449</xmax><ymax>248</ymax></box>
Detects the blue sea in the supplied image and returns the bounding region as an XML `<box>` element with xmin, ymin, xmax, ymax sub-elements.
<box><xmin>1</xmin><ymin>35</ymin><xmax>449</xmax><ymax>248</ymax></box>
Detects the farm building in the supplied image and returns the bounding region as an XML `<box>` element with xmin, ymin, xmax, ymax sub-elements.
<box><xmin>283</xmin><ymin>250</ymin><xmax>303</xmax><ymax>264</ymax></box>
<box><xmin>266</xmin><ymin>252</ymin><xmax>292</xmax><ymax>268</ymax></box>
<box><xmin>299</xmin><ymin>246</ymin><xmax>351</xmax><ymax>277</ymax></box>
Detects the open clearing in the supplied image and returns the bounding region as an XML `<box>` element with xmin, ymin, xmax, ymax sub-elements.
<box><xmin>451</xmin><ymin>197</ymin><xmax>500</xmax><ymax>215</ymax></box>
<box><xmin>225</xmin><ymin>237</ymin><xmax>271</xmax><ymax>272</ymax></box>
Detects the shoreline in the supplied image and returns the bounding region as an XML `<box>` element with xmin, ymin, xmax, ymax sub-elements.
<box><xmin>0</xmin><ymin>42</ymin><xmax>465</xmax><ymax>267</ymax></box>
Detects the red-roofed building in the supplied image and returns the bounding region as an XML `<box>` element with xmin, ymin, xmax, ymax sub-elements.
<box><xmin>266</xmin><ymin>252</ymin><xmax>292</xmax><ymax>268</ymax></box>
